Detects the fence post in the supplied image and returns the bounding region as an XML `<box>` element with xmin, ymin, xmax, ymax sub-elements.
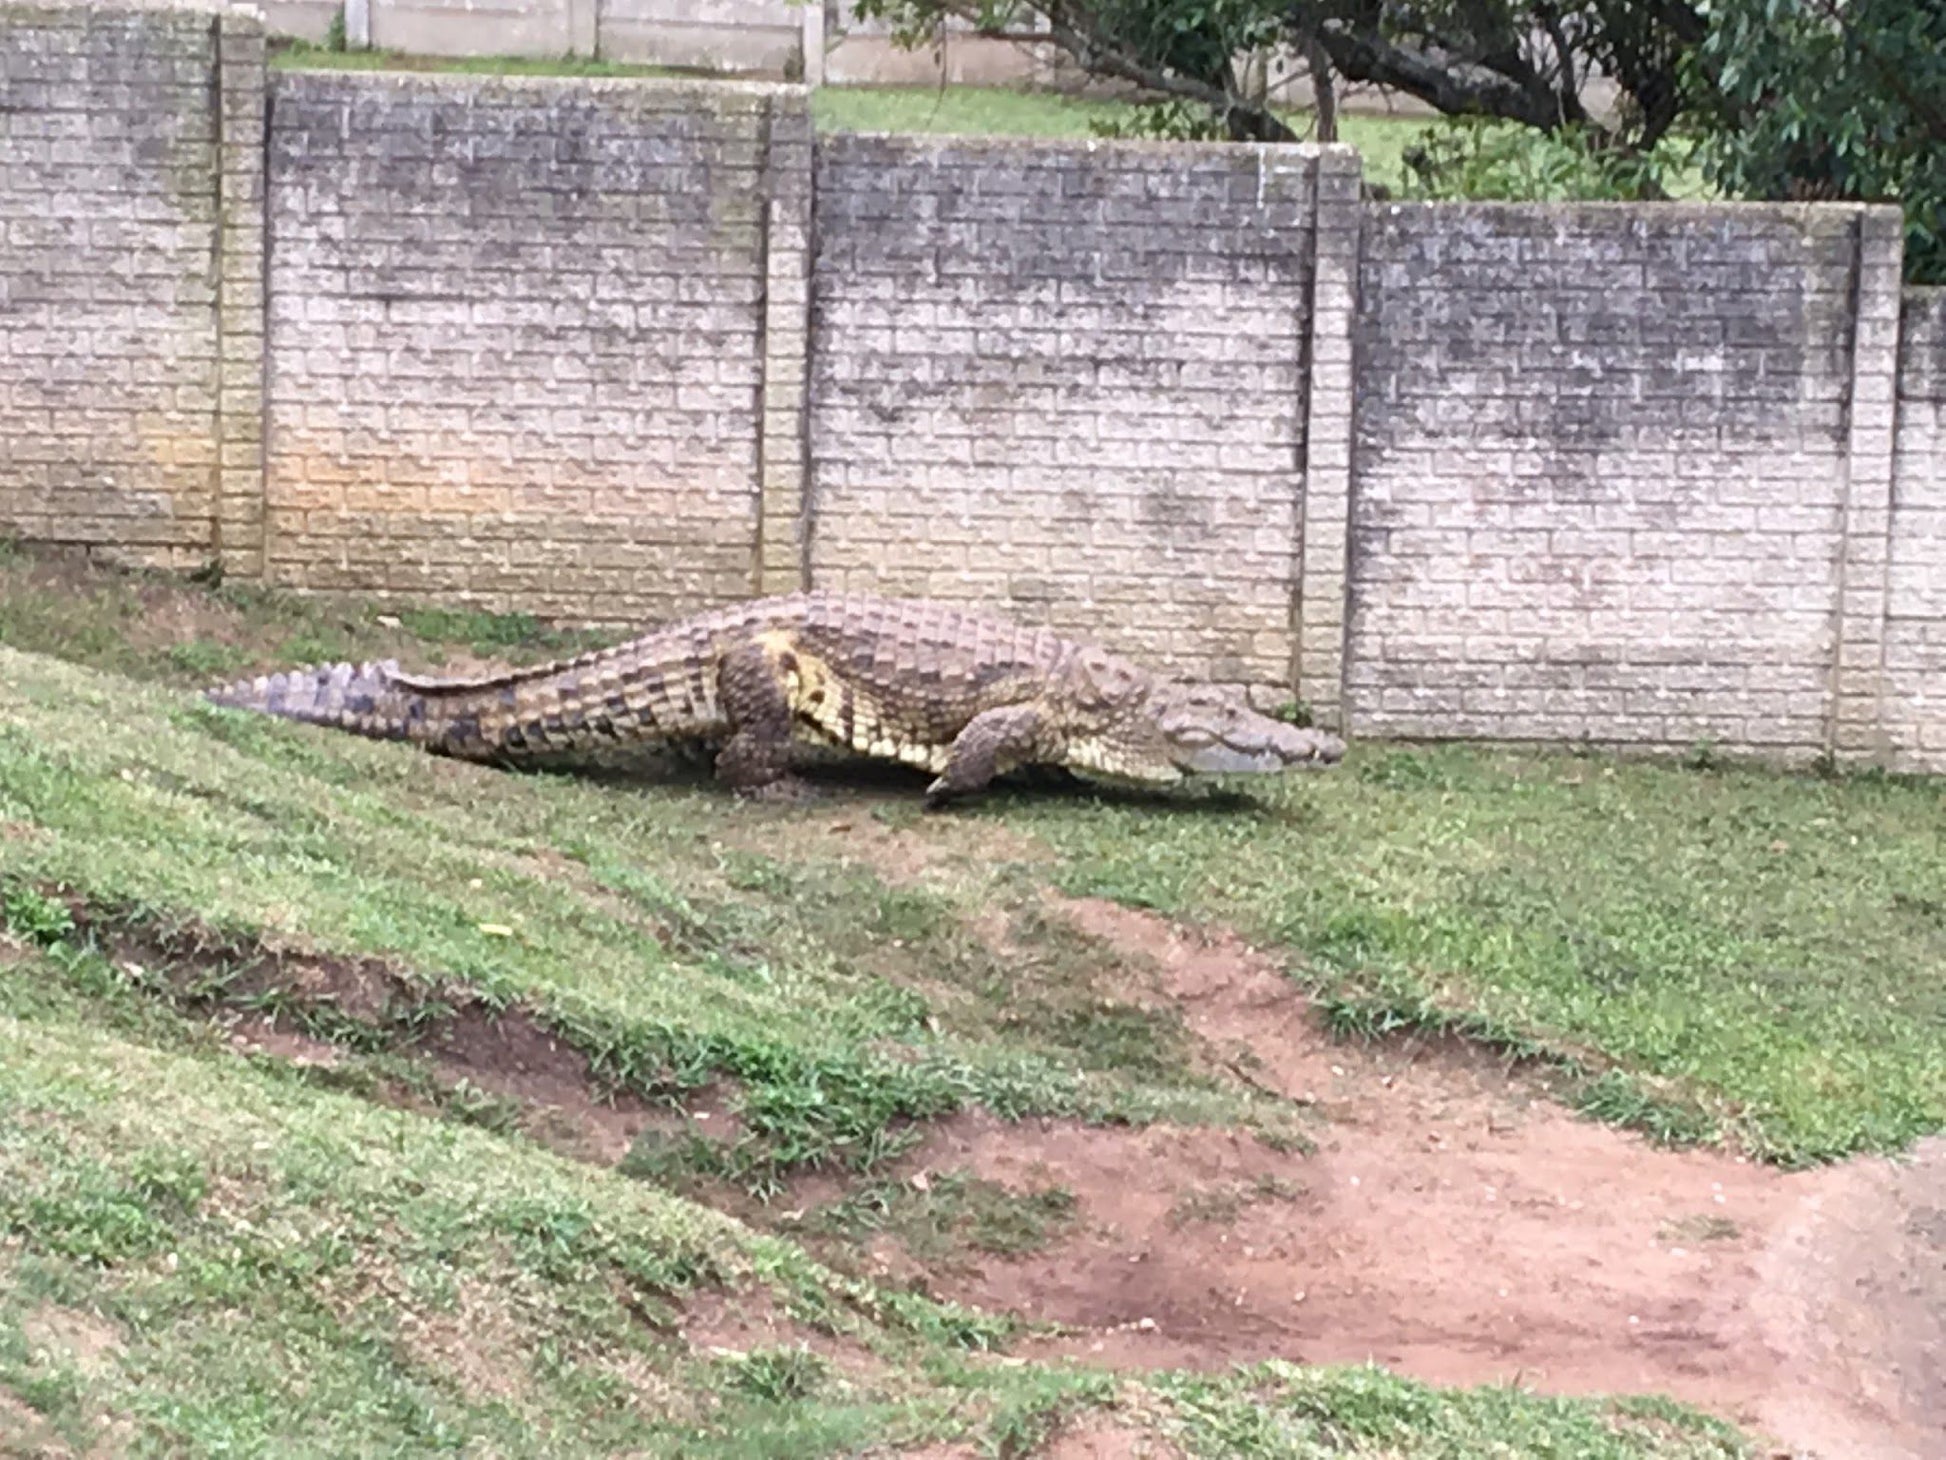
<box><xmin>1828</xmin><ymin>205</ymin><xmax>1906</xmax><ymax>762</ymax></box>
<box><xmin>215</xmin><ymin>11</ymin><xmax>268</xmax><ymax>581</ymax></box>
<box><xmin>1293</xmin><ymin>144</ymin><xmax>1362</xmax><ymax>731</ymax></box>
<box><xmin>755</xmin><ymin>91</ymin><xmax>816</xmax><ymax>595</ymax></box>
<box><xmin>800</xmin><ymin>0</ymin><xmax>826</xmax><ymax>86</ymax></box>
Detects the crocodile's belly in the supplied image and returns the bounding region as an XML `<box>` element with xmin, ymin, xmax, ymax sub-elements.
<box><xmin>781</xmin><ymin>653</ymin><xmax>955</xmax><ymax>775</ymax></box>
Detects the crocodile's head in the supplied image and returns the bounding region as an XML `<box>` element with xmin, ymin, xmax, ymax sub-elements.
<box><xmin>1059</xmin><ymin>650</ymin><xmax>1346</xmax><ymax>785</ymax></box>
<box><xmin>1148</xmin><ymin>683</ymin><xmax>1346</xmax><ymax>778</ymax></box>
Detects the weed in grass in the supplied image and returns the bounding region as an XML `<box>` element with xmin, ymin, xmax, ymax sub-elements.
<box><xmin>164</xmin><ymin>640</ymin><xmax>249</xmax><ymax>678</ymax></box>
<box><xmin>800</xmin><ymin>1171</ymin><xmax>1077</xmax><ymax>1265</ymax></box>
<box><xmin>985</xmin><ymin>1367</ymin><xmax>1118</xmax><ymax>1459</ymax></box>
<box><xmin>726</xmin><ymin>1346</ymin><xmax>828</xmax><ymax>1402</ymax></box>
<box><xmin>1154</xmin><ymin>1361</ymin><xmax>1751</xmax><ymax>1458</ymax></box>
<box><xmin>2</xmin><ymin>885</ymin><xmax>73</xmax><ymax>947</ymax></box>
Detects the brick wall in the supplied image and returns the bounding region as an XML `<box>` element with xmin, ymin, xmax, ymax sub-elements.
<box><xmin>3</xmin><ymin>4</ymin><xmax>1943</xmax><ymax>772</ymax></box>
<box><xmin>1346</xmin><ymin>203</ymin><xmax>1873</xmax><ymax>756</ymax></box>
<box><xmin>1886</xmin><ymin>289</ymin><xmax>1946</xmax><ymax>769</ymax></box>
<box><xmin>602</xmin><ymin>0</ymin><xmax>800</xmax><ymax>75</ymax></box>
<box><xmin>263</xmin><ymin>71</ymin><xmax>809</xmax><ymax>622</ymax></box>
<box><xmin>809</xmin><ymin>134</ymin><xmax>1341</xmax><ymax>690</ymax></box>
<box><xmin>0</xmin><ymin>3</ymin><xmax>225</xmax><ymax>568</ymax></box>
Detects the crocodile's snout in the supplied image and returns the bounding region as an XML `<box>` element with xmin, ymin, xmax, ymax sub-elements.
<box><xmin>1273</xmin><ymin>719</ymin><xmax>1346</xmax><ymax>767</ymax></box>
<box><xmin>1176</xmin><ymin>718</ymin><xmax>1345</xmax><ymax>775</ymax></box>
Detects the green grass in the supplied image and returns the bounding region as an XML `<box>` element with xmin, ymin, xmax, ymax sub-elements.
<box><xmin>0</xmin><ymin>646</ymin><xmax>1272</xmax><ymax>1191</ymax></box>
<box><xmin>791</xmin><ymin>1169</ymin><xmax>1080</xmax><ymax>1264</ymax></box>
<box><xmin>0</xmin><ymin>546</ymin><xmax>611</xmax><ymax>689</ymax></box>
<box><xmin>0</xmin><ymin>944</ymin><xmax>1043</xmax><ymax>1457</ymax></box>
<box><xmin>1000</xmin><ymin>747</ymin><xmax>1946</xmax><ymax>1166</ymax></box>
<box><xmin>269</xmin><ymin>38</ymin><xmax>694</xmax><ymax>80</ymax></box>
<box><xmin>0</xmin><ymin>552</ymin><xmax>1770</xmax><ymax>1455</ymax></box>
<box><xmin>265</xmin><ymin>39</ymin><xmax>1428</xmax><ymax>189</ymax></box>
<box><xmin>812</xmin><ymin>85</ymin><xmax>1423</xmax><ymax>187</ymax></box>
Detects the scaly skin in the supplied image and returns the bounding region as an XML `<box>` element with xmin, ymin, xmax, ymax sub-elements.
<box><xmin>203</xmin><ymin>593</ymin><xmax>1346</xmax><ymax>804</ymax></box>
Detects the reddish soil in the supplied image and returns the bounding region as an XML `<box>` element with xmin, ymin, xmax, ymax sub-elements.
<box><xmin>874</xmin><ymin>896</ymin><xmax>1944</xmax><ymax>1460</ymax></box>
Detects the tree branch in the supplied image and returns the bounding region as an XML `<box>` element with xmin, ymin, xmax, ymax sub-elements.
<box><xmin>1038</xmin><ymin>11</ymin><xmax>1301</xmax><ymax>139</ymax></box>
<box><xmin>1314</xmin><ymin>22</ymin><xmax>1578</xmax><ymax>133</ymax></box>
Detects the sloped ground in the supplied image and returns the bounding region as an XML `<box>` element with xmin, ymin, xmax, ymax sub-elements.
<box><xmin>2</xmin><ymin>547</ymin><xmax>1942</xmax><ymax>1457</ymax></box>
<box><xmin>848</xmin><ymin>898</ymin><xmax>1946</xmax><ymax>1458</ymax></box>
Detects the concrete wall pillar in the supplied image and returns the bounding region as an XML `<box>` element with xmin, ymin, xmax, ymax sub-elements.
<box><xmin>755</xmin><ymin>91</ymin><xmax>816</xmax><ymax>595</ymax></box>
<box><xmin>1293</xmin><ymin>145</ymin><xmax>1362</xmax><ymax>731</ymax></box>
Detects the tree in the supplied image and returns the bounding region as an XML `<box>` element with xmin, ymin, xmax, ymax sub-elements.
<box><xmin>1693</xmin><ymin>0</ymin><xmax>1946</xmax><ymax>282</ymax></box>
<box><xmin>854</xmin><ymin>0</ymin><xmax>1944</xmax><ymax>278</ymax></box>
<box><xmin>849</xmin><ymin>0</ymin><xmax>1705</xmax><ymax>152</ymax></box>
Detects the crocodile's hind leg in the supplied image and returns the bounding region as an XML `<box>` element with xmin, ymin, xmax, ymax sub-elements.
<box><xmin>924</xmin><ymin>704</ymin><xmax>1045</xmax><ymax>809</ymax></box>
<box><xmin>713</xmin><ymin>639</ymin><xmax>818</xmax><ymax>802</ymax></box>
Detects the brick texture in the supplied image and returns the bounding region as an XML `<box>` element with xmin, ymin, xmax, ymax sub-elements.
<box><xmin>0</xmin><ymin>3</ymin><xmax>225</xmax><ymax>568</ymax></box>
<box><xmin>809</xmin><ymin>134</ymin><xmax>1320</xmax><ymax>691</ymax></box>
<box><xmin>215</xmin><ymin>13</ymin><xmax>268</xmax><ymax>578</ymax></box>
<box><xmin>263</xmin><ymin>71</ymin><xmax>801</xmax><ymax>622</ymax></box>
<box><xmin>1885</xmin><ymin>289</ymin><xmax>1946</xmax><ymax>769</ymax></box>
<box><xmin>5</xmin><ymin>3</ymin><xmax>1945</xmax><ymax>774</ymax></box>
<box><xmin>1293</xmin><ymin>147</ymin><xmax>1361</xmax><ymax>727</ymax></box>
<box><xmin>1828</xmin><ymin>208</ymin><xmax>1905</xmax><ymax>758</ymax></box>
<box><xmin>1347</xmin><ymin>202</ymin><xmax>1866</xmax><ymax>755</ymax></box>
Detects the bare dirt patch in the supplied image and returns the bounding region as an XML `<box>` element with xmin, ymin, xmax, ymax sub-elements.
<box><xmin>1042</xmin><ymin>1418</ymin><xmax>1183</xmax><ymax>1460</ymax></box>
<box><xmin>225</xmin><ymin>1015</ymin><xmax>346</xmax><ymax>1069</ymax></box>
<box><xmin>62</xmin><ymin>901</ymin><xmax>676</xmax><ymax>1169</ymax></box>
<box><xmin>677</xmin><ymin>1288</ymin><xmax>886</xmax><ymax>1384</ymax></box>
<box><xmin>20</xmin><ymin>1307</ymin><xmax>123</xmax><ymax>1380</ymax></box>
<box><xmin>391</xmin><ymin>1277</ymin><xmax>533</xmax><ymax>1404</ymax></box>
<box><xmin>0</xmin><ymin>1388</ymin><xmax>67</xmax><ymax>1458</ymax></box>
<box><xmin>851</xmin><ymin>896</ymin><xmax>1945</xmax><ymax>1460</ymax></box>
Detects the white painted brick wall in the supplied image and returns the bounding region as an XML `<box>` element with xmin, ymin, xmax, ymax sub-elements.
<box><xmin>0</xmin><ymin>5</ymin><xmax>225</xmax><ymax>568</ymax></box>
<box><xmin>263</xmin><ymin>72</ymin><xmax>806</xmax><ymax>622</ymax></box>
<box><xmin>1346</xmin><ymin>203</ymin><xmax>1878</xmax><ymax>757</ymax></box>
<box><xmin>1886</xmin><ymin>289</ymin><xmax>1946</xmax><ymax>768</ymax></box>
<box><xmin>809</xmin><ymin>134</ymin><xmax>1330</xmax><ymax>690</ymax></box>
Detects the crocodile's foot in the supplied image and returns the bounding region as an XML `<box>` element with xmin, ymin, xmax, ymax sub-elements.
<box><xmin>921</xmin><ymin>779</ymin><xmax>968</xmax><ymax>812</ymax></box>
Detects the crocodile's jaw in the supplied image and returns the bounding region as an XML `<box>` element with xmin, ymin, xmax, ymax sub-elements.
<box><xmin>1180</xmin><ymin>739</ymin><xmax>1318</xmax><ymax>775</ymax></box>
<box><xmin>1142</xmin><ymin>683</ymin><xmax>1347</xmax><ymax>778</ymax></box>
<box><xmin>1175</xmin><ymin>721</ymin><xmax>1346</xmax><ymax>776</ymax></box>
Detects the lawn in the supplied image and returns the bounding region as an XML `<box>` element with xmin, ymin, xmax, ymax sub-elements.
<box><xmin>1007</xmin><ymin>746</ymin><xmax>1946</xmax><ymax>1165</ymax></box>
<box><xmin>268</xmin><ymin>43</ymin><xmax>1427</xmax><ymax>190</ymax></box>
<box><xmin>0</xmin><ymin>548</ymin><xmax>1784</xmax><ymax>1455</ymax></box>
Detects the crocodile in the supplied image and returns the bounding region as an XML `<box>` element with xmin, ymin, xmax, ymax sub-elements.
<box><xmin>203</xmin><ymin>592</ymin><xmax>1346</xmax><ymax>806</ymax></box>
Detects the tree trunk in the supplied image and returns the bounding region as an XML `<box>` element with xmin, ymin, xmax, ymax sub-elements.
<box><xmin>1309</xmin><ymin>36</ymin><xmax>1338</xmax><ymax>142</ymax></box>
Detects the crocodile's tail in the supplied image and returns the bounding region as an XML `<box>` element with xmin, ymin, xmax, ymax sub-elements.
<box><xmin>202</xmin><ymin>659</ymin><xmax>494</xmax><ymax>755</ymax></box>
<box><xmin>203</xmin><ymin>631</ymin><xmax>731</xmax><ymax>762</ymax></box>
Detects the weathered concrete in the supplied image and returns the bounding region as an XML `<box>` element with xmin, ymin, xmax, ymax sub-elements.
<box><xmin>1886</xmin><ymin>289</ymin><xmax>1946</xmax><ymax>771</ymax></box>
<box><xmin>1345</xmin><ymin>202</ymin><xmax>1896</xmax><ymax>759</ymax></box>
<box><xmin>808</xmin><ymin>134</ymin><xmax>1339</xmax><ymax>691</ymax></box>
<box><xmin>261</xmin><ymin>70</ymin><xmax>807</xmax><ymax>623</ymax></box>
<box><xmin>0</xmin><ymin>3</ymin><xmax>226</xmax><ymax>568</ymax></box>
<box><xmin>2</xmin><ymin>4</ymin><xmax>1942</xmax><ymax>769</ymax></box>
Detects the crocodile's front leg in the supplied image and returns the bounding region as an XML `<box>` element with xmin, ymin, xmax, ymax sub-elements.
<box><xmin>924</xmin><ymin>704</ymin><xmax>1046</xmax><ymax>809</ymax></box>
<box><xmin>713</xmin><ymin>639</ymin><xmax>817</xmax><ymax>801</ymax></box>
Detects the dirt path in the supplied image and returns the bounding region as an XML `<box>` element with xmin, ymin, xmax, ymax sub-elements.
<box><xmin>866</xmin><ymin>885</ymin><xmax>1945</xmax><ymax>1459</ymax></box>
<box><xmin>179</xmin><ymin>798</ymin><xmax>1946</xmax><ymax>1457</ymax></box>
